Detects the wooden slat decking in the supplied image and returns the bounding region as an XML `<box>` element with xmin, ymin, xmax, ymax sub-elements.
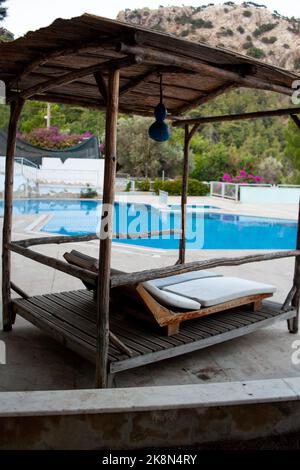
<box><xmin>12</xmin><ymin>289</ymin><xmax>296</xmax><ymax>376</ymax></box>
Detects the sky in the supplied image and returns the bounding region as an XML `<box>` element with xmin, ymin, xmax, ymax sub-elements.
<box><xmin>2</xmin><ymin>0</ymin><xmax>300</xmax><ymax>38</ymax></box>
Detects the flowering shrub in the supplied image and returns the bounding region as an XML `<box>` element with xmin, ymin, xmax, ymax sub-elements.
<box><xmin>221</xmin><ymin>170</ymin><xmax>262</xmax><ymax>184</ymax></box>
<box><xmin>17</xmin><ymin>127</ymin><xmax>93</xmax><ymax>150</ymax></box>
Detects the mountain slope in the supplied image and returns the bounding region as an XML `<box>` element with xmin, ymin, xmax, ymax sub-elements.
<box><xmin>0</xmin><ymin>26</ymin><xmax>13</xmax><ymax>42</ymax></box>
<box><xmin>117</xmin><ymin>3</ymin><xmax>300</xmax><ymax>71</ymax></box>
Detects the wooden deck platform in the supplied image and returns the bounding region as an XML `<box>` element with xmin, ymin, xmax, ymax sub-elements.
<box><xmin>12</xmin><ymin>289</ymin><xmax>296</xmax><ymax>378</ymax></box>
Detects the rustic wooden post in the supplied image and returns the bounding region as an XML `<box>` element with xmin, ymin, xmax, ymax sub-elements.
<box><xmin>290</xmin><ymin>114</ymin><xmax>300</xmax><ymax>131</ymax></box>
<box><xmin>177</xmin><ymin>124</ymin><xmax>190</xmax><ymax>265</ymax></box>
<box><xmin>96</xmin><ymin>68</ymin><xmax>120</xmax><ymax>388</ymax></box>
<box><xmin>2</xmin><ymin>98</ymin><xmax>24</xmax><ymax>331</ymax></box>
<box><xmin>288</xmin><ymin>199</ymin><xmax>300</xmax><ymax>333</ymax></box>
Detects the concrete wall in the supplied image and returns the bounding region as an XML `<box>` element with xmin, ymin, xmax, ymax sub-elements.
<box><xmin>240</xmin><ymin>186</ymin><xmax>300</xmax><ymax>204</ymax></box>
<box><xmin>0</xmin><ymin>157</ymin><xmax>105</xmax><ymax>193</ymax></box>
<box><xmin>39</xmin><ymin>158</ymin><xmax>104</xmax><ymax>188</ymax></box>
<box><xmin>0</xmin><ymin>174</ymin><xmax>26</xmax><ymax>193</ymax></box>
<box><xmin>1</xmin><ymin>378</ymin><xmax>300</xmax><ymax>449</ymax></box>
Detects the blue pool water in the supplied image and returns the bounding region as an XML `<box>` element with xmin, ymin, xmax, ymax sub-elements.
<box><xmin>1</xmin><ymin>199</ymin><xmax>297</xmax><ymax>250</ymax></box>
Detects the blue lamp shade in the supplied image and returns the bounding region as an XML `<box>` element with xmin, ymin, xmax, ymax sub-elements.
<box><xmin>148</xmin><ymin>120</ymin><xmax>170</xmax><ymax>142</ymax></box>
<box><xmin>148</xmin><ymin>103</ymin><xmax>170</xmax><ymax>142</ymax></box>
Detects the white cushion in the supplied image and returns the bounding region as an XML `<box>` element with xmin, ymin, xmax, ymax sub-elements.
<box><xmin>150</xmin><ymin>270</ymin><xmax>222</xmax><ymax>289</ymax></box>
<box><xmin>163</xmin><ymin>277</ymin><xmax>276</xmax><ymax>307</ymax></box>
<box><xmin>143</xmin><ymin>281</ymin><xmax>201</xmax><ymax>310</ymax></box>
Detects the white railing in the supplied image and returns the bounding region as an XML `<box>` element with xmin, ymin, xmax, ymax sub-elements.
<box><xmin>15</xmin><ymin>158</ymin><xmax>38</xmax><ymax>181</ymax></box>
<box><xmin>210</xmin><ymin>182</ymin><xmax>239</xmax><ymax>201</ymax></box>
<box><xmin>210</xmin><ymin>182</ymin><xmax>273</xmax><ymax>201</ymax></box>
<box><xmin>159</xmin><ymin>190</ymin><xmax>168</xmax><ymax>206</ymax></box>
<box><xmin>0</xmin><ymin>157</ymin><xmax>38</xmax><ymax>181</ymax></box>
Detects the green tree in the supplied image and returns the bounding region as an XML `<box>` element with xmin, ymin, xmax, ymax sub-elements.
<box><xmin>188</xmin><ymin>89</ymin><xmax>289</xmax><ymax>181</ymax></box>
<box><xmin>0</xmin><ymin>0</ymin><xmax>7</xmax><ymax>21</ymax></box>
<box><xmin>285</xmin><ymin>120</ymin><xmax>300</xmax><ymax>171</ymax></box>
<box><xmin>17</xmin><ymin>101</ymin><xmax>106</xmax><ymax>138</ymax></box>
<box><xmin>117</xmin><ymin>116</ymin><xmax>182</xmax><ymax>178</ymax></box>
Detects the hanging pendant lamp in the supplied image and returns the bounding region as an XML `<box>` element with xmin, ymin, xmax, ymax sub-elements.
<box><xmin>148</xmin><ymin>74</ymin><xmax>170</xmax><ymax>142</ymax></box>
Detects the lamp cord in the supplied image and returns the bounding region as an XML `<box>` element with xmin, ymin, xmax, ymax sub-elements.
<box><xmin>159</xmin><ymin>74</ymin><xmax>163</xmax><ymax>105</ymax></box>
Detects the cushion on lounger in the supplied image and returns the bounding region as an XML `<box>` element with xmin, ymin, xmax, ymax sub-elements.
<box><xmin>163</xmin><ymin>277</ymin><xmax>276</xmax><ymax>307</ymax></box>
<box><xmin>143</xmin><ymin>281</ymin><xmax>201</xmax><ymax>310</ymax></box>
<box><xmin>150</xmin><ymin>270</ymin><xmax>223</xmax><ymax>289</ymax></box>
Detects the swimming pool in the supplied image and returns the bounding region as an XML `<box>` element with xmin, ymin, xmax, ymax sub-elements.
<box><xmin>1</xmin><ymin>199</ymin><xmax>297</xmax><ymax>250</ymax></box>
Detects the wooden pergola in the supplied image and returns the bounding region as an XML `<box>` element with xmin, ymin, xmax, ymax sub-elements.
<box><xmin>1</xmin><ymin>14</ymin><xmax>300</xmax><ymax>388</ymax></box>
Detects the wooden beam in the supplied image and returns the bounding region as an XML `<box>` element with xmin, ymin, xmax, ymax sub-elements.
<box><xmin>13</xmin><ymin>230</ymin><xmax>180</xmax><ymax>249</ymax></box>
<box><xmin>119</xmin><ymin>66</ymin><xmax>159</xmax><ymax>96</ymax></box>
<box><xmin>188</xmin><ymin>123</ymin><xmax>201</xmax><ymax>141</ymax></box>
<box><xmin>9</xmin><ymin>37</ymin><xmax>127</xmax><ymax>87</ymax></box>
<box><xmin>25</xmin><ymin>93</ymin><xmax>105</xmax><ymax>111</ymax></box>
<box><xmin>20</xmin><ymin>55</ymin><xmax>142</xmax><ymax>100</ymax></box>
<box><xmin>94</xmin><ymin>72</ymin><xmax>108</xmax><ymax>105</ymax></box>
<box><xmin>1</xmin><ymin>99</ymin><xmax>24</xmax><ymax>331</ymax></box>
<box><xmin>111</xmin><ymin>250</ymin><xmax>300</xmax><ymax>288</ymax></box>
<box><xmin>118</xmin><ymin>43</ymin><xmax>294</xmax><ymax>97</ymax></box>
<box><xmin>282</xmin><ymin>286</ymin><xmax>297</xmax><ymax>312</ymax></box>
<box><xmin>173</xmin><ymin>107</ymin><xmax>300</xmax><ymax>128</ymax></box>
<box><xmin>289</xmin><ymin>200</ymin><xmax>300</xmax><ymax>333</ymax></box>
<box><xmin>120</xmin><ymin>66</ymin><xmax>200</xmax><ymax>97</ymax></box>
<box><xmin>10</xmin><ymin>282</ymin><xmax>29</xmax><ymax>300</ymax></box>
<box><xmin>9</xmin><ymin>243</ymin><xmax>97</xmax><ymax>286</ymax></box>
<box><xmin>171</xmin><ymin>83</ymin><xmax>236</xmax><ymax>116</ymax></box>
<box><xmin>109</xmin><ymin>332</ymin><xmax>133</xmax><ymax>357</ymax></box>
<box><xmin>176</xmin><ymin>125</ymin><xmax>190</xmax><ymax>265</ymax></box>
<box><xmin>96</xmin><ymin>68</ymin><xmax>120</xmax><ymax>389</ymax></box>
<box><xmin>26</xmin><ymin>93</ymin><xmax>151</xmax><ymax>116</ymax></box>
<box><xmin>291</xmin><ymin>114</ymin><xmax>300</xmax><ymax>131</ymax></box>
<box><xmin>15</xmin><ymin>234</ymin><xmax>99</xmax><ymax>248</ymax></box>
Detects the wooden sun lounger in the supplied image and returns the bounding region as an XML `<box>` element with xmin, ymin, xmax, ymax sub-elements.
<box><xmin>63</xmin><ymin>250</ymin><xmax>274</xmax><ymax>336</ymax></box>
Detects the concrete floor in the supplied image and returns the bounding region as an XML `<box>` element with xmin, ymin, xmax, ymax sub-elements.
<box><xmin>0</xmin><ymin>195</ymin><xmax>299</xmax><ymax>391</ymax></box>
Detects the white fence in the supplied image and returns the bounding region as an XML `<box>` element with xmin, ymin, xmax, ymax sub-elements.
<box><xmin>210</xmin><ymin>182</ymin><xmax>241</xmax><ymax>201</ymax></box>
<box><xmin>0</xmin><ymin>157</ymin><xmax>38</xmax><ymax>180</ymax></box>
<box><xmin>210</xmin><ymin>181</ymin><xmax>300</xmax><ymax>204</ymax></box>
<box><xmin>239</xmin><ymin>185</ymin><xmax>300</xmax><ymax>204</ymax></box>
<box><xmin>159</xmin><ymin>190</ymin><xmax>168</xmax><ymax>206</ymax></box>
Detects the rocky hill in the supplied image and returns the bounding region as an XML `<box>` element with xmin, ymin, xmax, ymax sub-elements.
<box><xmin>0</xmin><ymin>27</ymin><xmax>13</xmax><ymax>42</ymax></box>
<box><xmin>117</xmin><ymin>2</ymin><xmax>300</xmax><ymax>71</ymax></box>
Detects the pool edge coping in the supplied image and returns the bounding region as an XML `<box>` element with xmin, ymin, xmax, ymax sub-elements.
<box><xmin>1</xmin><ymin>377</ymin><xmax>300</xmax><ymax>417</ymax></box>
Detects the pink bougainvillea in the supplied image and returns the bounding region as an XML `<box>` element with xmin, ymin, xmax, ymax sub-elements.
<box><xmin>18</xmin><ymin>127</ymin><xmax>94</xmax><ymax>150</ymax></box>
<box><xmin>222</xmin><ymin>173</ymin><xmax>233</xmax><ymax>182</ymax></box>
<box><xmin>221</xmin><ymin>170</ymin><xmax>262</xmax><ymax>184</ymax></box>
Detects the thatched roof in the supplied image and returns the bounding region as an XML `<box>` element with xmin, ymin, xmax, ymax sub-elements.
<box><xmin>0</xmin><ymin>14</ymin><xmax>298</xmax><ymax>116</ymax></box>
